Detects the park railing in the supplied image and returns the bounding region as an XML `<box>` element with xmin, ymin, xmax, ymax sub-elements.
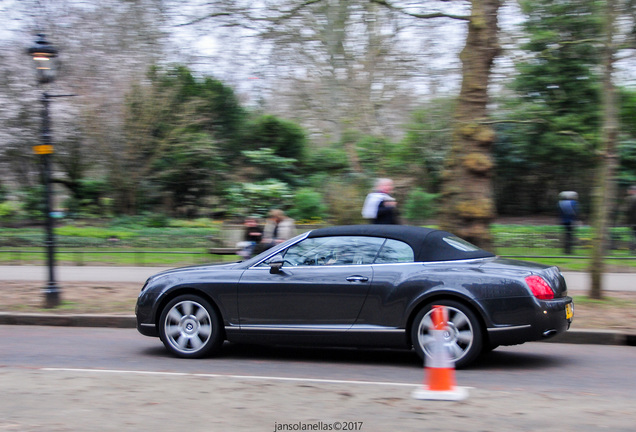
<box><xmin>0</xmin><ymin>249</ymin><xmax>213</xmax><ymax>266</ymax></box>
<box><xmin>492</xmin><ymin>224</ymin><xmax>635</xmax><ymax>260</ymax></box>
<box><xmin>1</xmin><ymin>223</ymin><xmax>634</xmax><ymax>267</ymax></box>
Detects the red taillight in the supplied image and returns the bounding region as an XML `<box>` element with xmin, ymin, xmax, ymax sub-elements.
<box><xmin>525</xmin><ymin>275</ymin><xmax>554</xmax><ymax>300</ymax></box>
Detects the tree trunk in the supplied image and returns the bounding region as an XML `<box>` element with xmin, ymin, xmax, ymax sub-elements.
<box><xmin>438</xmin><ymin>0</ymin><xmax>501</xmax><ymax>249</ymax></box>
<box><xmin>589</xmin><ymin>0</ymin><xmax>618</xmax><ymax>300</ymax></box>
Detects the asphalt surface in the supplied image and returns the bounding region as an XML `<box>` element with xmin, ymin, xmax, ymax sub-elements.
<box><xmin>2</xmin><ymin>266</ymin><xmax>635</xmax><ymax>431</ymax></box>
<box><xmin>0</xmin><ymin>265</ymin><xmax>635</xmax><ymax>346</ymax></box>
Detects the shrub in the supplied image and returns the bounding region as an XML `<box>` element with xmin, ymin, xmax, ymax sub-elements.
<box><xmin>17</xmin><ymin>187</ymin><xmax>45</xmax><ymax>219</ymax></box>
<box><xmin>306</xmin><ymin>147</ymin><xmax>350</xmax><ymax>173</ymax></box>
<box><xmin>323</xmin><ymin>178</ymin><xmax>366</xmax><ymax>225</ymax></box>
<box><xmin>224</xmin><ymin>179</ymin><xmax>294</xmax><ymax>218</ymax></box>
<box><xmin>288</xmin><ymin>188</ymin><xmax>327</xmax><ymax>222</ymax></box>
<box><xmin>404</xmin><ymin>188</ymin><xmax>438</xmax><ymax>223</ymax></box>
<box><xmin>144</xmin><ymin>213</ymin><xmax>170</xmax><ymax>228</ymax></box>
<box><xmin>55</xmin><ymin>225</ymin><xmax>138</xmax><ymax>240</ymax></box>
<box><xmin>0</xmin><ymin>201</ymin><xmax>21</xmax><ymax>222</ymax></box>
<box><xmin>169</xmin><ymin>218</ymin><xmax>219</xmax><ymax>229</ymax></box>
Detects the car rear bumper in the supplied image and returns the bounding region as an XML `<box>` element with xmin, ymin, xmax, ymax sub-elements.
<box><xmin>486</xmin><ymin>296</ymin><xmax>573</xmax><ymax>346</ymax></box>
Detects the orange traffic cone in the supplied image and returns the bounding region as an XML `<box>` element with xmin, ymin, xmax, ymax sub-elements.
<box><xmin>412</xmin><ymin>305</ymin><xmax>469</xmax><ymax>401</ymax></box>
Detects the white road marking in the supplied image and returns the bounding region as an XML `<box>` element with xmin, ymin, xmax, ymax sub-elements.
<box><xmin>41</xmin><ymin>367</ymin><xmax>421</xmax><ymax>387</ymax></box>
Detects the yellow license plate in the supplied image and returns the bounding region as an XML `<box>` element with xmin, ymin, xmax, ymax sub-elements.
<box><xmin>565</xmin><ymin>303</ymin><xmax>574</xmax><ymax>320</ymax></box>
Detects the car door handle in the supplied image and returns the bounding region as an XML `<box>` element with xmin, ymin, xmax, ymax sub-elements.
<box><xmin>346</xmin><ymin>276</ymin><xmax>369</xmax><ymax>282</ymax></box>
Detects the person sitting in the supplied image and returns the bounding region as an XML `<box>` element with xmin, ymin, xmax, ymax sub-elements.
<box><xmin>253</xmin><ymin>209</ymin><xmax>297</xmax><ymax>255</ymax></box>
<box><xmin>236</xmin><ymin>217</ymin><xmax>263</xmax><ymax>259</ymax></box>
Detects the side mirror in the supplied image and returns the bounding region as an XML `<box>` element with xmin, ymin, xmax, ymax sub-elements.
<box><xmin>269</xmin><ymin>255</ymin><xmax>285</xmax><ymax>274</ymax></box>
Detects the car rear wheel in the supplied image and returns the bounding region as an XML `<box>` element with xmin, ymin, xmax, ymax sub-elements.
<box><xmin>411</xmin><ymin>300</ymin><xmax>483</xmax><ymax>369</ymax></box>
<box><xmin>159</xmin><ymin>294</ymin><xmax>223</xmax><ymax>358</ymax></box>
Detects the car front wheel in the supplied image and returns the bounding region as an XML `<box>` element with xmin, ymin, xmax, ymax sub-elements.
<box><xmin>411</xmin><ymin>300</ymin><xmax>483</xmax><ymax>369</ymax></box>
<box><xmin>158</xmin><ymin>294</ymin><xmax>223</xmax><ymax>358</ymax></box>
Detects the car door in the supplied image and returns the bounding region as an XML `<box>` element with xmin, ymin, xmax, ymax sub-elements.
<box><xmin>357</xmin><ymin>238</ymin><xmax>420</xmax><ymax>328</ymax></box>
<box><xmin>237</xmin><ymin>235</ymin><xmax>384</xmax><ymax>329</ymax></box>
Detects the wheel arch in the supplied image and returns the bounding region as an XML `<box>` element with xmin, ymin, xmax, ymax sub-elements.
<box><xmin>405</xmin><ymin>291</ymin><xmax>490</xmax><ymax>348</ymax></box>
<box><xmin>154</xmin><ymin>286</ymin><xmax>227</xmax><ymax>339</ymax></box>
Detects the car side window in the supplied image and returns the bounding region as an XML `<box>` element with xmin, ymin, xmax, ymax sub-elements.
<box><xmin>374</xmin><ymin>239</ymin><xmax>414</xmax><ymax>264</ymax></box>
<box><xmin>265</xmin><ymin>236</ymin><xmax>385</xmax><ymax>266</ymax></box>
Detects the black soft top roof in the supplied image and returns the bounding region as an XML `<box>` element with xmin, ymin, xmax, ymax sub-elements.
<box><xmin>307</xmin><ymin>225</ymin><xmax>495</xmax><ymax>262</ymax></box>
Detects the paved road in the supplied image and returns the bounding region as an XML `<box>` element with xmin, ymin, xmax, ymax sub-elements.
<box><xmin>1</xmin><ymin>326</ymin><xmax>635</xmax><ymax>398</ymax></box>
<box><xmin>1</xmin><ymin>265</ymin><xmax>634</xmax><ymax>292</ymax></box>
<box><xmin>1</xmin><ymin>326</ymin><xmax>635</xmax><ymax>431</ymax></box>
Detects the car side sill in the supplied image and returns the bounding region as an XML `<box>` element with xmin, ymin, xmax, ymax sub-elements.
<box><xmin>232</xmin><ymin>325</ymin><xmax>403</xmax><ymax>333</ymax></box>
<box><xmin>487</xmin><ymin>324</ymin><xmax>531</xmax><ymax>332</ymax></box>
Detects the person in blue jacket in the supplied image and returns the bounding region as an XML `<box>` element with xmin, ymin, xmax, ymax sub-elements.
<box><xmin>558</xmin><ymin>191</ymin><xmax>579</xmax><ymax>254</ymax></box>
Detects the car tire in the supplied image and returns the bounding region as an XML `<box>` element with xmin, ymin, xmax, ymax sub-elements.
<box><xmin>158</xmin><ymin>294</ymin><xmax>223</xmax><ymax>358</ymax></box>
<box><xmin>411</xmin><ymin>300</ymin><xmax>483</xmax><ymax>369</ymax></box>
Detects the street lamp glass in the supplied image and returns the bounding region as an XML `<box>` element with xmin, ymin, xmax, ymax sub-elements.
<box><xmin>28</xmin><ymin>34</ymin><xmax>58</xmax><ymax>84</ymax></box>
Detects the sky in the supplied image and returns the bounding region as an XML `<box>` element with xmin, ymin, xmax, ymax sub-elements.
<box><xmin>4</xmin><ymin>0</ymin><xmax>636</xmax><ymax>102</ymax></box>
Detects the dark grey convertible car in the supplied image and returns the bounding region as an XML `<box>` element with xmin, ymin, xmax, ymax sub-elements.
<box><xmin>136</xmin><ymin>225</ymin><xmax>573</xmax><ymax>368</ymax></box>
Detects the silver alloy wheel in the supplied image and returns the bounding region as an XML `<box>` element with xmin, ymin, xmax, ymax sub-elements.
<box><xmin>163</xmin><ymin>299</ymin><xmax>213</xmax><ymax>355</ymax></box>
<box><xmin>417</xmin><ymin>306</ymin><xmax>474</xmax><ymax>364</ymax></box>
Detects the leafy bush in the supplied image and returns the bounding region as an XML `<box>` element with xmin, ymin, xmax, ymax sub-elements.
<box><xmin>0</xmin><ymin>183</ymin><xmax>7</xmax><ymax>202</ymax></box>
<box><xmin>322</xmin><ymin>177</ymin><xmax>366</xmax><ymax>225</ymax></box>
<box><xmin>225</xmin><ymin>179</ymin><xmax>294</xmax><ymax>218</ymax></box>
<box><xmin>17</xmin><ymin>187</ymin><xmax>45</xmax><ymax>219</ymax></box>
<box><xmin>0</xmin><ymin>229</ymin><xmax>46</xmax><ymax>247</ymax></box>
<box><xmin>55</xmin><ymin>225</ymin><xmax>138</xmax><ymax>240</ymax></box>
<box><xmin>169</xmin><ymin>218</ymin><xmax>219</xmax><ymax>229</ymax></box>
<box><xmin>63</xmin><ymin>178</ymin><xmax>110</xmax><ymax>219</ymax></box>
<box><xmin>356</xmin><ymin>135</ymin><xmax>408</xmax><ymax>175</ymax></box>
<box><xmin>403</xmin><ymin>188</ymin><xmax>438</xmax><ymax>223</ymax></box>
<box><xmin>109</xmin><ymin>215</ymin><xmax>148</xmax><ymax>229</ymax></box>
<box><xmin>243</xmin><ymin>114</ymin><xmax>307</xmax><ymax>161</ymax></box>
<box><xmin>0</xmin><ymin>201</ymin><xmax>21</xmax><ymax>222</ymax></box>
<box><xmin>288</xmin><ymin>188</ymin><xmax>327</xmax><ymax>222</ymax></box>
<box><xmin>242</xmin><ymin>147</ymin><xmax>300</xmax><ymax>184</ymax></box>
<box><xmin>306</xmin><ymin>147</ymin><xmax>350</xmax><ymax>173</ymax></box>
<box><xmin>144</xmin><ymin>213</ymin><xmax>170</xmax><ymax>228</ymax></box>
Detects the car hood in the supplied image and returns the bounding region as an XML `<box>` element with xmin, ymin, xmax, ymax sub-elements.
<box><xmin>147</xmin><ymin>262</ymin><xmax>242</xmax><ymax>281</ymax></box>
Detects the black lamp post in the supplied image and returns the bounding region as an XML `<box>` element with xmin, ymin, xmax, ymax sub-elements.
<box><xmin>28</xmin><ymin>34</ymin><xmax>60</xmax><ymax>308</ymax></box>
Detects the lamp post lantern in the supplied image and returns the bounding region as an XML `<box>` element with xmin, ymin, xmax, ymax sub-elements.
<box><xmin>28</xmin><ymin>34</ymin><xmax>60</xmax><ymax>308</ymax></box>
<box><xmin>28</xmin><ymin>34</ymin><xmax>58</xmax><ymax>84</ymax></box>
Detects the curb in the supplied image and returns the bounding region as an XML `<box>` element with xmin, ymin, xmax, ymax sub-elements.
<box><xmin>0</xmin><ymin>313</ymin><xmax>136</xmax><ymax>329</ymax></box>
<box><xmin>546</xmin><ymin>329</ymin><xmax>636</xmax><ymax>346</ymax></box>
<box><xmin>1</xmin><ymin>313</ymin><xmax>635</xmax><ymax>346</ymax></box>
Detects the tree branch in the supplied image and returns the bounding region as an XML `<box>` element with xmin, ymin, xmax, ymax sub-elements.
<box><xmin>271</xmin><ymin>0</ymin><xmax>325</xmax><ymax>22</ymax></box>
<box><xmin>177</xmin><ymin>12</ymin><xmax>234</xmax><ymax>27</ymax></box>
<box><xmin>177</xmin><ymin>0</ymin><xmax>326</xmax><ymax>27</ymax></box>
<box><xmin>370</xmin><ymin>0</ymin><xmax>470</xmax><ymax>21</ymax></box>
<box><xmin>479</xmin><ymin>119</ymin><xmax>549</xmax><ymax>125</ymax></box>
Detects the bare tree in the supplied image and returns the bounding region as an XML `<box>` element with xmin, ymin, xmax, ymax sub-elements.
<box><xmin>436</xmin><ymin>0</ymin><xmax>501</xmax><ymax>248</ymax></box>
<box><xmin>589</xmin><ymin>0</ymin><xmax>620</xmax><ymax>299</ymax></box>
<box><xmin>373</xmin><ymin>0</ymin><xmax>501</xmax><ymax>247</ymax></box>
<box><xmin>167</xmin><ymin>0</ymin><xmax>465</xmax><ymax>144</ymax></box>
<box><xmin>0</xmin><ymin>0</ymin><xmax>167</xmax><ymax>209</ymax></box>
<box><xmin>170</xmin><ymin>1</ymin><xmax>501</xmax><ymax>246</ymax></box>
